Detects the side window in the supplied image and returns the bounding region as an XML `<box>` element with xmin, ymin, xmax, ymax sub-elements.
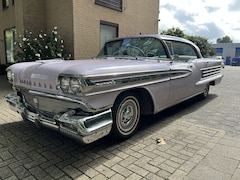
<box><xmin>143</xmin><ymin>38</ymin><xmax>168</xmax><ymax>58</ymax></box>
<box><xmin>166</xmin><ymin>41</ymin><xmax>197</xmax><ymax>61</ymax></box>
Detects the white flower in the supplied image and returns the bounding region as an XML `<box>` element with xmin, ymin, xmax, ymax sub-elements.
<box><xmin>35</xmin><ymin>53</ymin><xmax>40</xmax><ymax>57</ymax></box>
<box><xmin>54</xmin><ymin>26</ymin><xmax>57</xmax><ymax>30</ymax></box>
<box><xmin>44</xmin><ymin>34</ymin><xmax>47</xmax><ymax>37</ymax></box>
<box><xmin>57</xmin><ymin>53</ymin><xmax>62</xmax><ymax>57</ymax></box>
<box><xmin>53</xmin><ymin>31</ymin><xmax>58</xmax><ymax>35</ymax></box>
<box><xmin>39</xmin><ymin>34</ymin><xmax>43</xmax><ymax>38</ymax></box>
<box><xmin>61</xmin><ymin>40</ymin><xmax>64</xmax><ymax>43</ymax></box>
<box><xmin>23</xmin><ymin>37</ymin><xmax>27</xmax><ymax>41</ymax></box>
<box><xmin>54</xmin><ymin>38</ymin><xmax>57</xmax><ymax>42</ymax></box>
<box><xmin>45</xmin><ymin>45</ymin><xmax>48</xmax><ymax>49</ymax></box>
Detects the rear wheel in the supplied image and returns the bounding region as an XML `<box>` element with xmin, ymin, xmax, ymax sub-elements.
<box><xmin>112</xmin><ymin>93</ymin><xmax>141</xmax><ymax>139</ymax></box>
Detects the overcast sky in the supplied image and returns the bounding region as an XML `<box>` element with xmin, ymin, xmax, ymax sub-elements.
<box><xmin>158</xmin><ymin>0</ymin><xmax>240</xmax><ymax>43</ymax></box>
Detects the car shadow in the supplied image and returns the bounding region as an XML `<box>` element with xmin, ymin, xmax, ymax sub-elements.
<box><xmin>0</xmin><ymin>94</ymin><xmax>217</xmax><ymax>179</ymax></box>
<box><xmin>139</xmin><ymin>94</ymin><xmax>218</xmax><ymax>131</ymax></box>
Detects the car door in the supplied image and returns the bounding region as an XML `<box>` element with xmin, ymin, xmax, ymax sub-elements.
<box><xmin>166</xmin><ymin>40</ymin><xmax>206</xmax><ymax>104</ymax></box>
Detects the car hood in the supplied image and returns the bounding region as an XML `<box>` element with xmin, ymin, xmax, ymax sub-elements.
<box><xmin>8</xmin><ymin>58</ymin><xmax>170</xmax><ymax>93</ymax></box>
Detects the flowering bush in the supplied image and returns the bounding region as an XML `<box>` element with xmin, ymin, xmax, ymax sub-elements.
<box><xmin>14</xmin><ymin>27</ymin><xmax>72</xmax><ymax>62</ymax></box>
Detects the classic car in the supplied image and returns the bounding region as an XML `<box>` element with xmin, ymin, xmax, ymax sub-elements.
<box><xmin>4</xmin><ymin>34</ymin><xmax>223</xmax><ymax>144</ymax></box>
<box><xmin>232</xmin><ymin>57</ymin><xmax>240</xmax><ymax>66</ymax></box>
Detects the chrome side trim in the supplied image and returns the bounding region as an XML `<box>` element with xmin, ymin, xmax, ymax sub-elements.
<box><xmin>82</xmin><ymin>70</ymin><xmax>191</xmax><ymax>96</ymax></box>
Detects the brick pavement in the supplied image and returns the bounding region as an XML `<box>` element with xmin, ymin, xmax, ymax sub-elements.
<box><xmin>0</xmin><ymin>67</ymin><xmax>240</xmax><ymax>180</ymax></box>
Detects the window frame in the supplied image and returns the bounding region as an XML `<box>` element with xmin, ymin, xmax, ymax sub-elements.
<box><xmin>4</xmin><ymin>27</ymin><xmax>16</xmax><ymax>64</ymax></box>
<box><xmin>95</xmin><ymin>0</ymin><xmax>123</xmax><ymax>11</ymax></box>
<box><xmin>165</xmin><ymin>40</ymin><xmax>199</xmax><ymax>61</ymax></box>
<box><xmin>100</xmin><ymin>20</ymin><xmax>119</xmax><ymax>49</ymax></box>
<box><xmin>2</xmin><ymin>0</ymin><xmax>9</xmax><ymax>9</ymax></box>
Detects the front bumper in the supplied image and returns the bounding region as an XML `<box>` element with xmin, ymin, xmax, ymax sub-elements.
<box><xmin>4</xmin><ymin>93</ymin><xmax>113</xmax><ymax>144</ymax></box>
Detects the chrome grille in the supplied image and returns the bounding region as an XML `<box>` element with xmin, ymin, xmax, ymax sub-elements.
<box><xmin>201</xmin><ymin>65</ymin><xmax>221</xmax><ymax>79</ymax></box>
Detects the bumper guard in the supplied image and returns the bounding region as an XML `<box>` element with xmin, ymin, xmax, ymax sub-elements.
<box><xmin>4</xmin><ymin>93</ymin><xmax>113</xmax><ymax>144</ymax></box>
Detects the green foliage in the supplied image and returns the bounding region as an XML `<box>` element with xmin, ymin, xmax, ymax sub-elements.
<box><xmin>161</xmin><ymin>27</ymin><xmax>185</xmax><ymax>38</ymax></box>
<box><xmin>161</xmin><ymin>27</ymin><xmax>215</xmax><ymax>57</ymax></box>
<box><xmin>216</xmin><ymin>35</ymin><xmax>233</xmax><ymax>43</ymax></box>
<box><xmin>186</xmin><ymin>35</ymin><xmax>215</xmax><ymax>57</ymax></box>
<box><xmin>14</xmin><ymin>27</ymin><xmax>72</xmax><ymax>62</ymax></box>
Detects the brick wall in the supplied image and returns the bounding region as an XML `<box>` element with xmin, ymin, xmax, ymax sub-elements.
<box><xmin>72</xmin><ymin>0</ymin><xmax>159</xmax><ymax>59</ymax></box>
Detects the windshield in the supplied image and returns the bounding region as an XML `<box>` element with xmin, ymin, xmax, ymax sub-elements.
<box><xmin>98</xmin><ymin>37</ymin><xmax>168</xmax><ymax>59</ymax></box>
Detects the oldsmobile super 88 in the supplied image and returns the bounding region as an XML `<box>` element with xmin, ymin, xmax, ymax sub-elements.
<box><xmin>4</xmin><ymin>34</ymin><xmax>223</xmax><ymax>144</ymax></box>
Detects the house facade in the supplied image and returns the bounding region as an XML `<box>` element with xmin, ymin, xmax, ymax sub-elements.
<box><xmin>0</xmin><ymin>0</ymin><xmax>159</xmax><ymax>65</ymax></box>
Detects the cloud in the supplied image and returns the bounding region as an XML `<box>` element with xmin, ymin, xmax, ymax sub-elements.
<box><xmin>159</xmin><ymin>0</ymin><xmax>240</xmax><ymax>42</ymax></box>
<box><xmin>161</xmin><ymin>3</ymin><xmax>177</xmax><ymax>11</ymax></box>
<box><xmin>205</xmin><ymin>6</ymin><xmax>219</xmax><ymax>13</ymax></box>
<box><xmin>174</xmin><ymin>10</ymin><xmax>195</xmax><ymax>23</ymax></box>
<box><xmin>228</xmin><ymin>0</ymin><xmax>240</xmax><ymax>11</ymax></box>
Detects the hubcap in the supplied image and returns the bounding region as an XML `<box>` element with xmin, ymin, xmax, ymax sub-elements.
<box><xmin>117</xmin><ymin>98</ymin><xmax>139</xmax><ymax>135</ymax></box>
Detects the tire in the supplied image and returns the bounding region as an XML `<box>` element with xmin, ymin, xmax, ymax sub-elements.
<box><xmin>199</xmin><ymin>84</ymin><xmax>209</xmax><ymax>100</ymax></box>
<box><xmin>112</xmin><ymin>93</ymin><xmax>141</xmax><ymax>140</ymax></box>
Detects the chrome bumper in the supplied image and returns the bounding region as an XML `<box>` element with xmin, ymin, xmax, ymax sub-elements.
<box><xmin>4</xmin><ymin>93</ymin><xmax>113</xmax><ymax>144</ymax></box>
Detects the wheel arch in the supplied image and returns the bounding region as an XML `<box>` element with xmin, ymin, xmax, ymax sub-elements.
<box><xmin>113</xmin><ymin>88</ymin><xmax>154</xmax><ymax>115</ymax></box>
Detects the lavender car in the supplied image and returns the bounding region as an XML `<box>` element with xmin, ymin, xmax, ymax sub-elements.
<box><xmin>5</xmin><ymin>34</ymin><xmax>223</xmax><ymax>144</ymax></box>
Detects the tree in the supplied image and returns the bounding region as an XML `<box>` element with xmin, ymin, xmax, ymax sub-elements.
<box><xmin>216</xmin><ymin>35</ymin><xmax>233</xmax><ymax>43</ymax></box>
<box><xmin>161</xmin><ymin>27</ymin><xmax>185</xmax><ymax>38</ymax></box>
<box><xmin>161</xmin><ymin>27</ymin><xmax>215</xmax><ymax>57</ymax></box>
<box><xmin>186</xmin><ymin>35</ymin><xmax>215</xmax><ymax>57</ymax></box>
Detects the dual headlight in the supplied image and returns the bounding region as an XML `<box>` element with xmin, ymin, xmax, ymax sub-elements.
<box><xmin>58</xmin><ymin>76</ymin><xmax>83</xmax><ymax>94</ymax></box>
<box><xmin>7</xmin><ymin>70</ymin><xmax>14</xmax><ymax>83</ymax></box>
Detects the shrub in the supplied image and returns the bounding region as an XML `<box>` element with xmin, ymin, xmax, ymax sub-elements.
<box><xmin>14</xmin><ymin>27</ymin><xmax>72</xmax><ymax>62</ymax></box>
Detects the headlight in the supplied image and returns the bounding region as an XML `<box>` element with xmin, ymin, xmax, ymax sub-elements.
<box><xmin>59</xmin><ymin>76</ymin><xmax>83</xmax><ymax>94</ymax></box>
<box><xmin>7</xmin><ymin>70</ymin><xmax>14</xmax><ymax>83</ymax></box>
<box><xmin>70</xmin><ymin>78</ymin><xmax>80</xmax><ymax>93</ymax></box>
<box><xmin>60</xmin><ymin>77</ymin><xmax>70</xmax><ymax>92</ymax></box>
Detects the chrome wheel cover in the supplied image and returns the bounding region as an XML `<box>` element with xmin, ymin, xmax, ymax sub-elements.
<box><xmin>116</xmin><ymin>97</ymin><xmax>140</xmax><ymax>136</ymax></box>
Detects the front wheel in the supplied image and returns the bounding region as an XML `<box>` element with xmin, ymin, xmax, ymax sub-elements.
<box><xmin>199</xmin><ymin>84</ymin><xmax>210</xmax><ymax>100</ymax></box>
<box><xmin>112</xmin><ymin>93</ymin><xmax>141</xmax><ymax>140</ymax></box>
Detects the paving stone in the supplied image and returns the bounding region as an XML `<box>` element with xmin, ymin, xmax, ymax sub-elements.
<box><xmin>168</xmin><ymin>169</ymin><xmax>187</xmax><ymax>180</ymax></box>
<box><xmin>1</xmin><ymin>68</ymin><xmax>240</xmax><ymax>179</ymax></box>
<box><xmin>127</xmin><ymin>164</ymin><xmax>149</xmax><ymax>177</ymax></box>
<box><xmin>111</xmin><ymin>164</ymin><xmax>133</xmax><ymax>177</ymax></box>
<box><xmin>186</xmin><ymin>164</ymin><xmax>231</xmax><ymax>180</ymax></box>
<box><xmin>94</xmin><ymin>164</ymin><xmax>116</xmax><ymax>178</ymax></box>
<box><xmin>179</xmin><ymin>161</ymin><xmax>196</xmax><ymax>173</ymax></box>
<box><xmin>199</xmin><ymin>153</ymin><xmax>239</xmax><ymax>175</ymax></box>
<box><xmin>157</xmin><ymin>169</ymin><xmax>171</xmax><ymax>179</ymax></box>
<box><xmin>211</xmin><ymin>144</ymin><xmax>240</xmax><ymax>161</ymax></box>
